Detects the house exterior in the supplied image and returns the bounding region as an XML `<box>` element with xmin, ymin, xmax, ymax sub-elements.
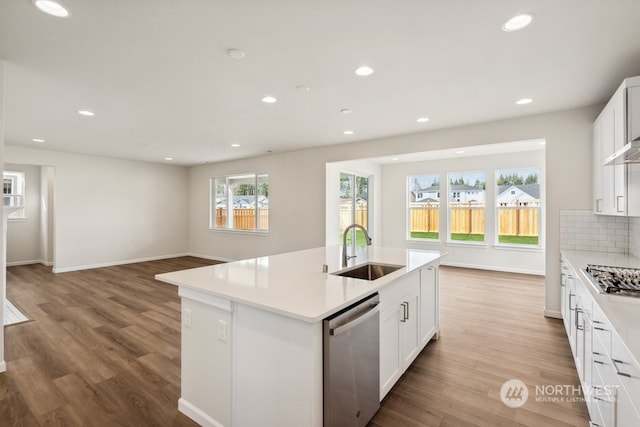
<box><xmin>497</xmin><ymin>184</ymin><xmax>540</xmax><ymax>207</ymax></box>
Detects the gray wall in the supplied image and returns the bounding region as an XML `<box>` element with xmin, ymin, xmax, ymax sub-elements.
<box><xmin>5</xmin><ymin>163</ymin><xmax>42</xmax><ymax>265</ymax></box>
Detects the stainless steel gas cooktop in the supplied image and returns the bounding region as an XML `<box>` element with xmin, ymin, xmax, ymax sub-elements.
<box><xmin>584</xmin><ymin>264</ymin><xmax>640</xmax><ymax>297</ymax></box>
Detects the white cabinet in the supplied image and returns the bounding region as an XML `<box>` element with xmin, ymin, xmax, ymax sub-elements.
<box><xmin>594</xmin><ymin>85</ymin><xmax>627</xmax><ymax>215</ymax></box>
<box><xmin>379</xmin><ymin>276</ymin><xmax>420</xmax><ymax>399</ymax></box>
<box><xmin>560</xmin><ymin>255</ymin><xmax>640</xmax><ymax>427</ymax></box>
<box><xmin>420</xmin><ymin>266</ymin><xmax>438</xmax><ymax>347</ymax></box>
<box><xmin>379</xmin><ymin>265</ymin><xmax>439</xmax><ymax>400</ymax></box>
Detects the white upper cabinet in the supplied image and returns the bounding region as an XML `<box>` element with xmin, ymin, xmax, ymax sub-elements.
<box><xmin>593</xmin><ymin>76</ymin><xmax>640</xmax><ymax>216</ymax></box>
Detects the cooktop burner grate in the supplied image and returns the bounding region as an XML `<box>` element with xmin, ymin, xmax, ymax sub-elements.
<box><xmin>584</xmin><ymin>264</ymin><xmax>640</xmax><ymax>296</ymax></box>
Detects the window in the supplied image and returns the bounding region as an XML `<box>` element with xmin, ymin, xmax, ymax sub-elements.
<box><xmin>408</xmin><ymin>174</ymin><xmax>439</xmax><ymax>240</ymax></box>
<box><xmin>448</xmin><ymin>172</ymin><xmax>485</xmax><ymax>242</ymax></box>
<box><xmin>210</xmin><ymin>173</ymin><xmax>268</xmax><ymax>231</ymax></box>
<box><xmin>339</xmin><ymin>173</ymin><xmax>369</xmax><ymax>245</ymax></box>
<box><xmin>496</xmin><ymin>168</ymin><xmax>540</xmax><ymax>246</ymax></box>
<box><xmin>3</xmin><ymin>171</ymin><xmax>26</xmax><ymax>220</ymax></box>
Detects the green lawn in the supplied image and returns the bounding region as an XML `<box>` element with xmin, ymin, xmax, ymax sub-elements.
<box><xmin>498</xmin><ymin>235</ymin><xmax>539</xmax><ymax>245</ymax></box>
<box><xmin>450</xmin><ymin>233</ymin><xmax>485</xmax><ymax>242</ymax></box>
<box><xmin>342</xmin><ymin>229</ymin><xmax>371</xmax><ymax>245</ymax></box>
<box><xmin>410</xmin><ymin>231</ymin><xmax>439</xmax><ymax>240</ymax></box>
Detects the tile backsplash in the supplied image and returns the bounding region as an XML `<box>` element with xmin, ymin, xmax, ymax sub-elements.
<box><xmin>560</xmin><ymin>209</ymin><xmax>629</xmax><ymax>254</ymax></box>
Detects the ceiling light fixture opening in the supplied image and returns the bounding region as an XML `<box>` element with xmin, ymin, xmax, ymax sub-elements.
<box><xmin>354</xmin><ymin>66</ymin><xmax>374</xmax><ymax>77</ymax></box>
<box><xmin>295</xmin><ymin>85</ymin><xmax>311</xmax><ymax>92</ymax></box>
<box><xmin>516</xmin><ymin>98</ymin><xmax>533</xmax><ymax>105</ymax></box>
<box><xmin>455</xmin><ymin>150</ymin><xmax>465</xmax><ymax>154</ymax></box>
<box><xmin>78</xmin><ymin>109</ymin><xmax>95</xmax><ymax>116</ymax></box>
<box><xmin>32</xmin><ymin>138</ymin><xmax>45</xmax><ymax>143</ymax></box>
<box><xmin>343</xmin><ymin>130</ymin><xmax>354</xmax><ymax>135</ymax></box>
<box><xmin>230</xmin><ymin>143</ymin><xmax>241</xmax><ymax>148</ymax></box>
<box><xmin>340</xmin><ymin>108</ymin><xmax>352</xmax><ymax>115</ymax></box>
<box><xmin>164</xmin><ymin>157</ymin><xmax>173</xmax><ymax>161</ymax></box>
<box><xmin>502</xmin><ymin>13</ymin><xmax>534</xmax><ymax>32</ymax></box>
<box><xmin>226</xmin><ymin>48</ymin><xmax>245</xmax><ymax>59</ymax></box>
<box><xmin>261</xmin><ymin>96</ymin><xmax>277</xmax><ymax>104</ymax></box>
<box><xmin>416</xmin><ymin>117</ymin><xmax>429</xmax><ymax>123</ymax></box>
<box><xmin>33</xmin><ymin>0</ymin><xmax>70</xmax><ymax>17</ymax></box>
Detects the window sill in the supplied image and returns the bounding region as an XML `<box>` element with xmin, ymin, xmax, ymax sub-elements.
<box><xmin>445</xmin><ymin>241</ymin><xmax>489</xmax><ymax>248</ymax></box>
<box><xmin>208</xmin><ymin>228</ymin><xmax>269</xmax><ymax>236</ymax></box>
<box><xmin>493</xmin><ymin>244</ymin><xmax>543</xmax><ymax>252</ymax></box>
<box><xmin>406</xmin><ymin>238</ymin><xmax>440</xmax><ymax>244</ymax></box>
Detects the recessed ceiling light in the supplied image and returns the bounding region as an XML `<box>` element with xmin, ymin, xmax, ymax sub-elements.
<box><xmin>354</xmin><ymin>66</ymin><xmax>374</xmax><ymax>77</ymax></box>
<box><xmin>164</xmin><ymin>157</ymin><xmax>173</xmax><ymax>161</ymax></box>
<box><xmin>392</xmin><ymin>157</ymin><xmax>400</xmax><ymax>161</ymax></box>
<box><xmin>456</xmin><ymin>150</ymin><xmax>465</xmax><ymax>154</ymax></box>
<box><xmin>416</xmin><ymin>117</ymin><xmax>429</xmax><ymax>123</ymax></box>
<box><xmin>340</xmin><ymin>108</ymin><xmax>353</xmax><ymax>115</ymax></box>
<box><xmin>261</xmin><ymin>96</ymin><xmax>277</xmax><ymax>104</ymax></box>
<box><xmin>516</xmin><ymin>98</ymin><xmax>533</xmax><ymax>105</ymax></box>
<box><xmin>502</xmin><ymin>13</ymin><xmax>534</xmax><ymax>32</ymax></box>
<box><xmin>226</xmin><ymin>48</ymin><xmax>245</xmax><ymax>59</ymax></box>
<box><xmin>32</xmin><ymin>138</ymin><xmax>45</xmax><ymax>143</ymax></box>
<box><xmin>78</xmin><ymin>109</ymin><xmax>95</xmax><ymax>116</ymax></box>
<box><xmin>33</xmin><ymin>0</ymin><xmax>70</xmax><ymax>18</ymax></box>
<box><xmin>230</xmin><ymin>143</ymin><xmax>241</xmax><ymax>148</ymax></box>
<box><xmin>343</xmin><ymin>130</ymin><xmax>354</xmax><ymax>135</ymax></box>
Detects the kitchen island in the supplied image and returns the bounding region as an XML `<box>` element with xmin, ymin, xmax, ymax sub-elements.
<box><xmin>155</xmin><ymin>245</ymin><xmax>441</xmax><ymax>427</ymax></box>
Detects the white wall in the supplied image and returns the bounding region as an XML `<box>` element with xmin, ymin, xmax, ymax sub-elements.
<box><xmin>4</xmin><ymin>146</ymin><xmax>189</xmax><ymax>272</ymax></box>
<box><xmin>190</xmin><ymin>105</ymin><xmax>599</xmax><ymax>317</ymax></box>
<box><xmin>381</xmin><ymin>150</ymin><xmax>545</xmax><ymax>275</ymax></box>
<box><xmin>5</xmin><ymin>163</ymin><xmax>42</xmax><ymax>265</ymax></box>
<box><xmin>40</xmin><ymin>166</ymin><xmax>54</xmax><ymax>265</ymax></box>
<box><xmin>1</xmin><ymin>60</ymin><xmax>7</xmax><ymax>371</ymax></box>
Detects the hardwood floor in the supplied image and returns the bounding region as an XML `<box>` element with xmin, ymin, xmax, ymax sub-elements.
<box><xmin>2</xmin><ymin>257</ymin><xmax>220</xmax><ymax>427</ymax></box>
<box><xmin>1</xmin><ymin>260</ymin><xmax>589</xmax><ymax>426</ymax></box>
<box><xmin>371</xmin><ymin>266</ymin><xmax>590</xmax><ymax>427</ymax></box>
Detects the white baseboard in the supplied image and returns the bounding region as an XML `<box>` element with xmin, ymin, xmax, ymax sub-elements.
<box><xmin>52</xmin><ymin>253</ymin><xmax>190</xmax><ymax>273</ymax></box>
<box><xmin>7</xmin><ymin>259</ymin><xmax>48</xmax><ymax>267</ymax></box>
<box><xmin>187</xmin><ymin>252</ymin><xmax>235</xmax><ymax>263</ymax></box>
<box><xmin>440</xmin><ymin>261</ymin><xmax>545</xmax><ymax>276</ymax></box>
<box><xmin>544</xmin><ymin>309</ymin><xmax>562</xmax><ymax>319</ymax></box>
<box><xmin>178</xmin><ymin>398</ymin><xmax>225</xmax><ymax>427</ymax></box>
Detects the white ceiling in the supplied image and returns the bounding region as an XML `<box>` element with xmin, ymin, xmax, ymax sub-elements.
<box><xmin>1</xmin><ymin>0</ymin><xmax>640</xmax><ymax>166</ymax></box>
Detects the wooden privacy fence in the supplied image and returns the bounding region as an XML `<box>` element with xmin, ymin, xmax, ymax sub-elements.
<box><xmin>215</xmin><ymin>208</ymin><xmax>269</xmax><ymax>230</ymax></box>
<box><xmin>410</xmin><ymin>205</ymin><xmax>539</xmax><ymax>237</ymax></box>
<box><xmin>339</xmin><ymin>207</ymin><xmax>368</xmax><ymax>229</ymax></box>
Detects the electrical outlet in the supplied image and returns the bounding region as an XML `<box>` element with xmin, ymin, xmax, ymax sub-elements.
<box><xmin>184</xmin><ymin>308</ymin><xmax>192</xmax><ymax>328</ymax></box>
<box><xmin>218</xmin><ymin>319</ymin><xmax>227</xmax><ymax>342</ymax></box>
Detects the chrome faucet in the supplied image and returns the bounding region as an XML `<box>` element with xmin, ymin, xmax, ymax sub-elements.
<box><xmin>342</xmin><ymin>224</ymin><xmax>372</xmax><ymax>267</ymax></box>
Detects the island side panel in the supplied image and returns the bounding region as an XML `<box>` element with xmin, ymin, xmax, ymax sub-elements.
<box><xmin>180</xmin><ymin>295</ymin><xmax>232</xmax><ymax>427</ymax></box>
<box><xmin>232</xmin><ymin>303</ymin><xmax>323</xmax><ymax>427</ymax></box>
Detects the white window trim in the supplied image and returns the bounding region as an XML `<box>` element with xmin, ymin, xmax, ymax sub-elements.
<box><xmin>209</xmin><ymin>173</ymin><xmax>268</xmax><ymax>233</ymax></box>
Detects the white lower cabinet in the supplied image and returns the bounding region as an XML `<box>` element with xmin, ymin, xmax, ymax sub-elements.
<box><xmin>560</xmin><ymin>255</ymin><xmax>640</xmax><ymax>427</ymax></box>
<box><xmin>379</xmin><ymin>265</ymin><xmax>439</xmax><ymax>400</ymax></box>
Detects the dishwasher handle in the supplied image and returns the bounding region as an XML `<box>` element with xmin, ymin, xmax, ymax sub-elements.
<box><xmin>330</xmin><ymin>302</ymin><xmax>380</xmax><ymax>336</ymax></box>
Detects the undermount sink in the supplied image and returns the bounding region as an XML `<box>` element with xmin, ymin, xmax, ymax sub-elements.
<box><xmin>332</xmin><ymin>262</ymin><xmax>404</xmax><ymax>281</ymax></box>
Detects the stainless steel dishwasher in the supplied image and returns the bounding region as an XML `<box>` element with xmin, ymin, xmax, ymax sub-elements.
<box><xmin>323</xmin><ymin>292</ymin><xmax>380</xmax><ymax>427</ymax></box>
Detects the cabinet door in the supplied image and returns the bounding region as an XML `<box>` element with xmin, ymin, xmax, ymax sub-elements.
<box><xmin>594</xmin><ymin>117</ymin><xmax>604</xmax><ymax>213</ymax></box>
<box><xmin>601</xmin><ymin>103</ymin><xmax>616</xmax><ymax>214</ymax></box>
<box><xmin>613</xmin><ymin>87</ymin><xmax>627</xmax><ymax>214</ymax></box>
<box><xmin>400</xmin><ymin>288</ymin><xmax>421</xmax><ymax>368</ymax></box>
<box><xmin>420</xmin><ymin>266</ymin><xmax>437</xmax><ymax>346</ymax></box>
<box><xmin>614</xmin><ymin>376</ymin><xmax>640</xmax><ymax>427</ymax></box>
<box><xmin>379</xmin><ymin>304</ymin><xmax>402</xmax><ymax>400</ymax></box>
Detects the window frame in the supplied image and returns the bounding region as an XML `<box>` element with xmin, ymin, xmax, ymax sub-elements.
<box><xmin>406</xmin><ymin>174</ymin><xmax>440</xmax><ymax>241</ymax></box>
<box><xmin>494</xmin><ymin>168</ymin><xmax>542</xmax><ymax>249</ymax></box>
<box><xmin>209</xmin><ymin>173</ymin><xmax>269</xmax><ymax>233</ymax></box>
<box><xmin>446</xmin><ymin>171</ymin><xmax>486</xmax><ymax>245</ymax></box>
<box><xmin>3</xmin><ymin>170</ymin><xmax>26</xmax><ymax>220</ymax></box>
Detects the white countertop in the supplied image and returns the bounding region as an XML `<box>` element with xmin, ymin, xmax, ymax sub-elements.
<box><xmin>155</xmin><ymin>245</ymin><xmax>441</xmax><ymax>323</ymax></box>
<box><xmin>561</xmin><ymin>250</ymin><xmax>640</xmax><ymax>367</ymax></box>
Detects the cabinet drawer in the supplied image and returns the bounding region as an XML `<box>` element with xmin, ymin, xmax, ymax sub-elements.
<box><xmin>611</xmin><ymin>334</ymin><xmax>640</xmax><ymax>415</ymax></box>
<box><xmin>378</xmin><ymin>270</ymin><xmax>419</xmax><ymax>311</ymax></box>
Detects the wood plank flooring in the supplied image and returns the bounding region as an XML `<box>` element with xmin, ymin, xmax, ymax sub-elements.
<box><xmin>371</xmin><ymin>266</ymin><xmax>590</xmax><ymax>427</ymax></box>
<box><xmin>1</xmin><ymin>260</ymin><xmax>589</xmax><ymax>426</ymax></box>
<box><xmin>2</xmin><ymin>257</ymin><xmax>220</xmax><ymax>427</ymax></box>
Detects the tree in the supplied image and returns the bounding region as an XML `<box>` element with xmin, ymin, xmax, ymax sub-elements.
<box><xmin>525</xmin><ymin>173</ymin><xmax>538</xmax><ymax>184</ymax></box>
